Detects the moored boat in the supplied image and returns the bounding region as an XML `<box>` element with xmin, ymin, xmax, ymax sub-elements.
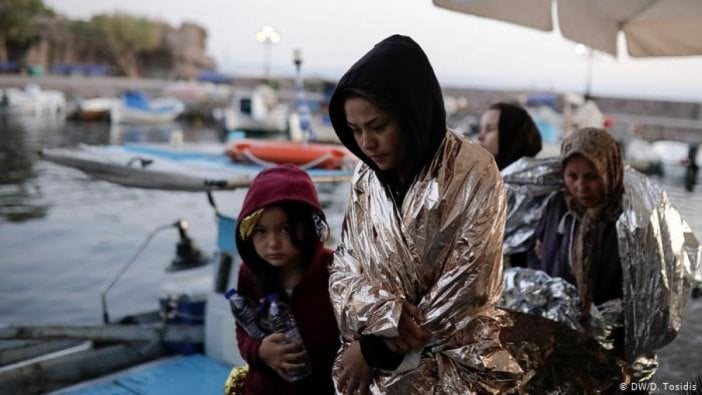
<box><xmin>39</xmin><ymin>143</ymin><xmax>353</xmax><ymax>191</ymax></box>
<box><xmin>110</xmin><ymin>91</ymin><xmax>185</xmax><ymax>124</ymax></box>
<box><xmin>67</xmin><ymin>97</ymin><xmax>117</xmax><ymax>122</ymax></box>
<box><xmin>0</xmin><ymin>84</ymin><xmax>66</xmax><ymax>115</ymax></box>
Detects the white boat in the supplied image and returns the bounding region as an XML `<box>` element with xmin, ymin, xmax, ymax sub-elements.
<box><xmin>0</xmin><ymin>84</ymin><xmax>66</xmax><ymax>115</ymax></box>
<box><xmin>39</xmin><ymin>143</ymin><xmax>353</xmax><ymax>191</ymax></box>
<box><xmin>110</xmin><ymin>91</ymin><xmax>185</xmax><ymax>124</ymax></box>
<box><xmin>67</xmin><ymin>97</ymin><xmax>117</xmax><ymax>121</ymax></box>
<box><xmin>215</xmin><ymin>85</ymin><xmax>289</xmax><ymax>134</ymax></box>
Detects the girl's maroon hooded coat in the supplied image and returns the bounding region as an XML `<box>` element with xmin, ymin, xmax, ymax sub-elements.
<box><xmin>234</xmin><ymin>165</ymin><xmax>340</xmax><ymax>395</ymax></box>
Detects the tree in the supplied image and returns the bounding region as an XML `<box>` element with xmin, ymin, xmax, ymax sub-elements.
<box><xmin>0</xmin><ymin>0</ymin><xmax>51</xmax><ymax>62</ymax></box>
<box><xmin>86</xmin><ymin>13</ymin><xmax>163</xmax><ymax>77</ymax></box>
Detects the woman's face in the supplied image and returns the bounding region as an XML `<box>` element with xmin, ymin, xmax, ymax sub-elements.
<box><xmin>345</xmin><ymin>97</ymin><xmax>408</xmax><ymax>173</ymax></box>
<box><xmin>478</xmin><ymin>109</ymin><xmax>500</xmax><ymax>156</ymax></box>
<box><xmin>564</xmin><ymin>154</ymin><xmax>605</xmax><ymax>208</ymax></box>
<box><xmin>251</xmin><ymin>207</ymin><xmax>302</xmax><ymax>269</ymax></box>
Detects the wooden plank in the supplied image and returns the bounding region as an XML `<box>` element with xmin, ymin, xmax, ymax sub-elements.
<box><xmin>0</xmin><ymin>341</ymin><xmax>165</xmax><ymax>394</ymax></box>
<box><xmin>0</xmin><ymin>324</ymin><xmax>203</xmax><ymax>343</ymax></box>
<box><xmin>0</xmin><ymin>339</ymin><xmax>85</xmax><ymax>366</ymax></box>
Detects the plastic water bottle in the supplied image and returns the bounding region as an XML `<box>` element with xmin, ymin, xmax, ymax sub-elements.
<box><xmin>225</xmin><ymin>288</ymin><xmax>267</xmax><ymax>340</ymax></box>
<box><xmin>267</xmin><ymin>293</ymin><xmax>313</xmax><ymax>381</ymax></box>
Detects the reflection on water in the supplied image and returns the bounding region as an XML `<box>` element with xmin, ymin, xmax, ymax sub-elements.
<box><xmin>0</xmin><ymin>115</ymin><xmax>198</xmax><ymax>223</ymax></box>
<box><xmin>0</xmin><ymin>115</ymin><xmax>61</xmax><ymax>222</ymax></box>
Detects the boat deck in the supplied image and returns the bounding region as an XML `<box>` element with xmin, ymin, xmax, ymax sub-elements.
<box><xmin>51</xmin><ymin>354</ymin><xmax>233</xmax><ymax>395</ymax></box>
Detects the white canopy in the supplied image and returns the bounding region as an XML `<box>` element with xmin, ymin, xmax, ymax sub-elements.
<box><xmin>433</xmin><ymin>0</ymin><xmax>702</xmax><ymax>57</ymax></box>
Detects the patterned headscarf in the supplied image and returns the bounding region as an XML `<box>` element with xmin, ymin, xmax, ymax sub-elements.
<box><xmin>561</xmin><ymin>127</ymin><xmax>624</xmax><ymax>220</ymax></box>
<box><xmin>560</xmin><ymin>127</ymin><xmax>624</xmax><ymax>327</ymax></box>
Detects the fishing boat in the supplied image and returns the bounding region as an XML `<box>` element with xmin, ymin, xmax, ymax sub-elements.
<box><xmin>216</xmin><ymin>86</ymin><xmax>289</xmax><ymax>135</ymax></box>
<box><xmin>110</xmin><ymin>91</ymin><xmax>185</xmax><ymax>125</ymax></box>
<box><xmin>39</xmin><ymin>143</ymin><xmax>354</xmax><ymax>192</ymax></box>
<box><xmin>0</xmin><ymin>206</ymin><xmax>245</xmax><ymax>394</ymax></box>
<box><xmin>0</xmin><ymin>84</ymin><xmax>66</xmax><ymax>116</ymax></box>
<box><xmin>66</xmin><ymin>97</ymin><xmax>117</xmax><ymax>122</ymax></box>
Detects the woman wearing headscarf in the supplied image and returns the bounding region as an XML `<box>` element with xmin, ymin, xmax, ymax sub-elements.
<box><xmin>478</xmin><ymin>102</ymin><xmax>542</xmax><ymax>171</ymax></box>
<box><xmin>529</xmin><ymin>127</ymin><xmax>625</xmax><ymax>352</ymax></box>
<box><xmin>328</xmin><ymin>34</ymin><xmax>523</xmax><ymax>394</ymax></box>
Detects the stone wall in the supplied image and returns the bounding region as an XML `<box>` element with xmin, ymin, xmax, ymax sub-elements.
<box><xmin>142</xmin><ymin>22</ymin><xmax>216</xmax><ymax>80</ymax></box>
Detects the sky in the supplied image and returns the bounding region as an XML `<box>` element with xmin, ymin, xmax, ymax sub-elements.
<box><xmin>44</xmin><ymin>0</ymin><xmax>702</xmax><ymax>102</ymax></box>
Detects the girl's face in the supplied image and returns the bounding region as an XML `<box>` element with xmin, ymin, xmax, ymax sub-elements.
<box><xmin>251</xmin><ymin>207</ymin><xmax>302</xmax><ymax>269</ymax></box>
<box><xmin>478</xmin><ymin>109</ymin><xmax>500</xmax><ymax>156</ymax></box>
<box><xmin>564</xmin><ymin>154</ymin><xmax>605</xmax><ymax>208</ymax></box>
<box><xmin>345</xmin><ymin>97</ymin><xmax>408</xmax><ymax>174</ymax></box>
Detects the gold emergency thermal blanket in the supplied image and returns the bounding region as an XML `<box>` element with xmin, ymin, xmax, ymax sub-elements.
<box><xmin>329</xmin><ymin>130</ymin><xmax>524</xmax><ymax>394</ymax></box>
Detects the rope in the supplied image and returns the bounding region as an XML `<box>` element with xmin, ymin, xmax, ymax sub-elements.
<box><xmin>241</xmin><ymin>149</ymin><xmax>276</xmax><ymax>168</ymax></box>
<box><xmin>240</xmin><ymin>148</ymin><xmax>335</xmax><ymax>170</ymax></box>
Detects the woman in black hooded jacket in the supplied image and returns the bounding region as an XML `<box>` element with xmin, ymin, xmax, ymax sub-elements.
<box><xmin>328</xmin><ymin>35</ymin><xmax>521</xmax><ymax>394</ymax></box>
<box><xmin>478</xmin><ymin>101</ymin><xmax>542</xmax><ymax>171</ymax></box>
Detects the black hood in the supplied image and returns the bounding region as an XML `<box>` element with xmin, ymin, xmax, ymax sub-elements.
<box><xmin>329</xmin><ymin>35</ymin><xmax>446</xmax><ymax>180</ymax></box>
<box><xmin>494</xmin><ymin>102</ymin><xmax>542</xmax><ymax>170</ymax></box>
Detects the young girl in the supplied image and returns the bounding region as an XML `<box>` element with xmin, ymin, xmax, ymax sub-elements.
<box><xmin>234</xmin><ymin>164</ymin><xmax>339</xmax><ymax>394</ymax></box>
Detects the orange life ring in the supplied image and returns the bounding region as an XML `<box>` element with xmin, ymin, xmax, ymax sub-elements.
<box><xmin>226</xmin><ymin>139</ymin><xmax>350</xmax><ymax>170</ymax></box>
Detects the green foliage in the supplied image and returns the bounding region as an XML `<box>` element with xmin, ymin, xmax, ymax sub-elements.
<box><xmin>90</xmin><ymin>13</ymin><xmax>163</xmax><ymax>54</ymax></box>
<box><xmin>72</xmin><ymin>12</ymin><xmax>164</xmax><ymax>76</ymax></box>
<box><xmin>0</xmin><ymin>0</ymin><xmax>51</xmax><ymax>42</ymax></box>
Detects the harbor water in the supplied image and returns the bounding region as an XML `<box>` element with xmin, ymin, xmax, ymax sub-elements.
<box><xmin>1</xmin><ymin>114</ymin><xmax>700</xmax><ymax>386</ymax></box>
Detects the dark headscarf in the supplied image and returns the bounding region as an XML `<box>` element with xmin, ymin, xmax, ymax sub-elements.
<box><xmin>491</xmin><ymin>102</ymin><xmax>542</xmax><ymax>170</ymax></box>
<box><xmin>329</xmin><ymin>35</ymin><xmax>447</xmax><ymax>189</ymax></box>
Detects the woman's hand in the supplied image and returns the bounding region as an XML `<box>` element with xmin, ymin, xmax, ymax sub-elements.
<box><xmin>338</xmin><ymin>341</ymin><xmax>373</xmax><ymax>395</ymax></box>
<box><xmin>535</xmin><ymin>239</ymin><xmax>543</xmax><ymax>260</ymax></box>
<box><xmin>258</xmin><ymin>332</ymin><xmax>307</xmax><ymax>380</ymax></box>
<box><xmin>383</xmin><ymin>303</ymin><xmax>432</xmax><ymax>353</ymax></box>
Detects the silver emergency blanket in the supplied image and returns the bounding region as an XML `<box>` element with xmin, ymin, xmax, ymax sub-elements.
<box><xmin>502</xmin><ymin>158</ymin><xmax>700</xmax><ymax>364</ymax></box>
<box><xmin>499</xmin><ymin>267</ymin><xmax>622</xmax><ymax>351</ymax></box>
<box><xmin>502</xmin><ymin>157</ymin><xmax>562</xmax><ymax>255</ymax></box>
<box><xmin>329</xmin><ymin>130</ymin><xmax>525</xmax><ymax>394</ymax></box>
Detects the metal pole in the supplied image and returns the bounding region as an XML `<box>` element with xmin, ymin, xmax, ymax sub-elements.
<box><xmin>100</xmin><ymin>222</ymin><xmax>176</xmax><ymax>324</ymax></box>
<box><xmin>264</xmin><ymin>42</ymin><xmax>271</xmax><ymax>79</ymax></box>
<box><xmin>585</xmin><ymin>48</ymin><xmax>594</xmax><ymax>97</ymax></box>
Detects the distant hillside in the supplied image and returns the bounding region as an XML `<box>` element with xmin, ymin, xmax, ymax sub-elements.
<box><xmin>1</xmin><ymin>3</ymin><xmax>215</xmax><ymax>79</ymax></box>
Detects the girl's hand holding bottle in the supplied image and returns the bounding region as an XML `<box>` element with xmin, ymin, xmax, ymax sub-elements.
<box><xmin>258</xmin><ymin>333</ymin><xmax>309</xmax><ymax>381</ymax></box>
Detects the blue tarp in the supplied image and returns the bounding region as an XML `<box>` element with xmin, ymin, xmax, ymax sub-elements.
<box><xmin>0</xmin><ymin>61</ymin><xmax>19</xmax><ymax>72</ymax></box>
<box><xmin>217</xmin><ymin>215</ymin><xmax>237</xmax><ymax>255</ymax></box>
<box><xmin>526</xmin><ymin>93</ymin><xmax>558</xmax><ymax>107</ymax></box>
<box><xmin>198</xmin><ymin>70</ymin><xmax>231</xmax><ymax>84</ymax></box>
<box><xmin>124</xmin><ymin>91</ymin><xmax>152</xmax><ymax>111</ymax></box>
<box><xmin>51</xmin><ymin>63</ymin><xmax>110</xmax><ymax>76</ymax></box>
